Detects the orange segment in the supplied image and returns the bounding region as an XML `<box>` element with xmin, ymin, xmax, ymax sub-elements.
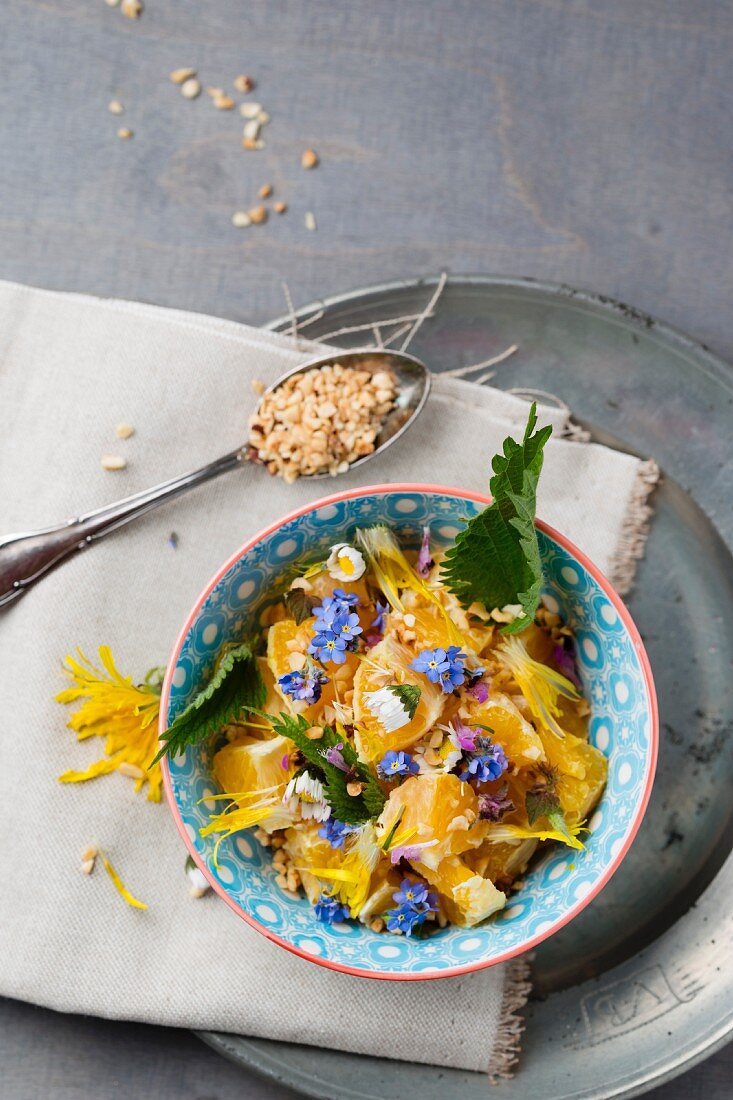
<box><xmin>282</xmin><ymin>821</ymin><xmax>340</xmax><ymax>904</ymax></box>
<box><xmin>266</xmin><ymin>617</ymin><xmax>359</xmax><ymax>720</ymax></box>
<box><xmin>466</xmin><ymin>691</ymin><xmax>546</xmax><ymax>767</ymax></box>
<box><xmin>419</xmin><ymin>855</ymin><xmax>506</xmax><ymax>926</ymax></box>
<box><xmin>306</xmin><ymin>572</ymin><xmax>371</xmax><ymax>603</ymax></box>
<box><xmin>377</xmin><ymin>772</ymin><xmax>487</xmax><ymax>869</ymax></box>
<box><xmin>212</xmin><ymin>733</ymin><xmax>291</xmax><ymax>797</ymax></box>
<box><xmin>465</xmin><ymin>837</ymin><xmax>538</xmax><ymax>887</ymax></box>
<box><xmin>353</xmin><ymin>636</ymin><xmax>445</xmax><ymax>759</ymax></box>
<box><xmin>540</xmin><ymin>732</ymin><xmax>608</xmax><ymax>822</ymax></box>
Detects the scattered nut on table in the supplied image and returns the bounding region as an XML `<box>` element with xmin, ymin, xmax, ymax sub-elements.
<box><xmin>232</xmin><ymin>210</ymin><xmax>252</xmax><ymax>228</ymax></box>
<box><xmin>180</xmin><ymin>78</ymin><xmax>202</xmax><ymax>100</ymax></box>
<box><xmin>301</xmin><ymin>148</ymin><xmax>319</xmax><ymax>169</ymax></box>
<box><xmin>233</xmin><ymin>74</ymin><xmax>255</xmax><ymax>93</ymax></box>
<box><xmin>120</xmin><ymin>0</ymin><xmax>143</xmax><ymax>17</ymax></box>
<box><xmin>115</xmin><ymin>422</ymin><xmax>135</xmax><ymax>439</ymax></box>
<box><xmin>248</xmin><ymin>204</ymin><xmax>268</xmax><ymax>224</ymax></box>
<box><xmin>101</xmin><ymin>454</ymin><xmax>127</xmax><ymax>470</ymax></box>
<box><xmin>117</xmin><ymin>128</ymin><xmax>133</xmax><ymax>140</ymax></box>
<box><xmin>169</xmin><ymin>67</ymin><xmax>196</xmax><ymax>85</ymax></box>
<box><xmin>108</xmin><ymin>100</ymin><xmax>124</xmax><ymax>115</ymax></box>
<box><xmin>273</xmin><ymin>201</ymin><xmax>287</xmax><ymax>214</ymax></box>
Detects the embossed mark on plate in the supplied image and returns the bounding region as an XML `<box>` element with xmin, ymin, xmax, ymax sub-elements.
<box><xmin>578</xmin><ymin>964</ymin><xmax>700</xmax><ymax>1047</ymax></box>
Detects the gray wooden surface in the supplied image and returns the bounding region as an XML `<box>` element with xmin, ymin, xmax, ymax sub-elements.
<box><xmin>1</xmin><ymin>1</ymin><xmax>731</xmax><ymax>1097</ymax></box>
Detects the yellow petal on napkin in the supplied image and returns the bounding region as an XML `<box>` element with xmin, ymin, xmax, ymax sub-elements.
<box><xmin>56</xmin><ymin>646</ymin><xmax>162</xmax><ymax>801</ymax></box>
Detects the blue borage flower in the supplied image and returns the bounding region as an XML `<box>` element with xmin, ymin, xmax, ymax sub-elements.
<box><xmin>313</xmin><ymin>589</ymin><xmax>360</xmax><ymax>629</ymax></box>
<box><xmin>411</xmin><ymin>645</ymin><xmax>468</xmax><ymax>693</ymax></box>
<box><xmin>308</xmin><ymin>629</ymin><xmax>348</xmax><ymax>664</ymax></box>
<box><xmin>370</xmin><ymin>599</ymin><xmax>389</xmax><ymax>634</ymax></box>
<box><xmin>385</xmin><ymin>877</ymin><xmax>438</xmax><ymax>936</ymax></box>
<box><xmin>314</xmin><ymin>892</ymin><xmax>351</xmax><ymax>924</ymax></box>
<box><xmin>333</xmin><ymin>610</ymin><xmax>363</xmax><ymax>645</ymax></box>
<box><xmin>377</xmin><ymin>749</ymin><xmax>419</xmax><ymax>779</ymax></box>
<box><xmin>310</xmin><ymin>591</ymin><xmax>363</xmax><ymax>663</ymax></box>
<box><xmin>318</xmin><ymin>818</ymin><xmax>359</xmax><ymax>849</ymax></box>
<box><xmin>385</xmin><ymin>904</ymin><xmax>425</xmax><ymax>935</ymax></box>
<box><xmin>393</xmin><ymin>878</ymin><xmax>431</xmax><ymax>908</ymax></box>
<box><xmin>458</xmin><ymin>738</ymin><xmax>508</xmax><ymax>783</ymax></box>
<box><xmin>277</xmin><ymin>664</ymin><xmax>328</xmax><ymax>703</ymax></box>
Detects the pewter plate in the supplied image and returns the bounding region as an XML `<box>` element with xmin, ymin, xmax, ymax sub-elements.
<box><xmin>200</xmin><ymin>276</ymin><xmax>733</xmax><ymax>1099</ymax></box>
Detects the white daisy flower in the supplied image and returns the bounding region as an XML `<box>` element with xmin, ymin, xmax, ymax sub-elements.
<box><xmin>326</xmin><ymin>543</ymin><xmax>366</xmax><ymax>582</ymax></box>
<box><xmin>282</xmin><ymin>770</ymin><xmax>331</xmax><ymax>822</ymax></box>
<box><xmin>364</xmin><ymin>684</ymin><xmax>420</xmax><ymax>732</ymax></box>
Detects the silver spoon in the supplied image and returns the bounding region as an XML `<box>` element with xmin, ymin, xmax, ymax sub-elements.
<box><xmin>0</xmin><ymin>348</ymin><xmax>430</xmax><ymax>608</ymax></box>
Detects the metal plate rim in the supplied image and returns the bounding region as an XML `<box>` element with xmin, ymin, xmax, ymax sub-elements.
<box><xmin>197</xmin><ymin>273</ymin><xmax>733</xmax><ymax>1099</ymax></box>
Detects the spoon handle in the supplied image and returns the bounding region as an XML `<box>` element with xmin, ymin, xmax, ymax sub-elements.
<box><xmin>0</xmin><ymin>448</ymin><xmax>244</xmax><ymax>608</ymax></box>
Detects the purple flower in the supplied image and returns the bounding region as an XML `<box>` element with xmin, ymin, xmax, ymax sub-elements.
<box><xmin>459</xmin><ymin>741</ymin><xmax>508</xmax><ymax>783</ymax></box>
<box><xmin>377</xmin><ymin>750</ymin><xmax>419</xmax><ymax>779</ymax></box>
<box><xmin>416</xmin><ymin>526</ymin><xmax>434</xmax><ymax>578</ymax></box>
<box><xmin>370</xmin><ymin>599</ymin><xmax>389</xmax><ymax>635</ymax></box>
<box><xmin>553</xmin><ymin>641</ymin><xmax>581</xmax><ymax>689</ymax></box>
<box><xmin>388</xmin><ymin>839</ymin><xmax>438</xmax><ymax>864</ymax></box>
<box><xmin>322</xmin><ymin>741</ymin><xmax>347</xmax><ymax>770</ymax></box>
<box><xmin>411</xmin><ymin>647</ymin><xmax>450</xmax><ymax>684</ymax></box>
<box><xmin>314</xmin><ymin>893</ymin><xmax>350</xmax><ymax>924</ymax></box>
<box><xmin>277</xmin><ymin>665</ymin><xmax>328</xmax><ymax>703</ymax></box>
<box><xmin>470</xmin><ymin>680</ymin><xmax>490</xmax><ymax>704</ymax></box>
<box><xmin>478</xmin><ymin>784</ymin><xmax>515</xmax><ymax>822</ymax></box>
<box><xmin>450</xmin><ymin>719</ymin><xmax>479</xmax><ymax>752</ymax></box>
<box><xmin>318</xmin><ymin>818</ymin><xmax>358</xmax><ymax>849</ymax></box>
<box><xmin>308</xmin><ymin>629</ymin><xmax>348</xmax><ymax>664</ymax></box>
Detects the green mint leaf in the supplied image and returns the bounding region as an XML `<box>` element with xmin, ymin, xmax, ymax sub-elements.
<box><xmin>441</xmin><ymin>404</ymin><xmax>552</xmax><ymax>633</ymax></box>
<box><xmin>284</xmin><ymin>588</ymin><xmax>319</xmax><ymax>624</ymax></box>
<box><xmin>525</xmin><ymin>784</ymin><xmax>561</xmax><ymax>826</ymax></box>
<box><xmin>387</xmin><ymin>683</ymin><xmax>421</xmax><ymax>720</ymax></box>
<box><xmin>546</xmin><ymin>807</ymin><xmax>580</xmax><ymax>846</ymax></box>
<box><xmin>265</xmin><ymin>712</ymin><xmax>379</xmax><ymax>825</ymax></box>
<box><xmin>153</xmin><ymin>642</ymin><xmax>265</xmax><ymax>763</ymax></box>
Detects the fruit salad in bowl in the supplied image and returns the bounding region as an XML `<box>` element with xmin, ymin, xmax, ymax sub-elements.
<box><xmin>160</xmin><ymin>410</ymin><xmax>657</xmax><ymax>978</ymax></box>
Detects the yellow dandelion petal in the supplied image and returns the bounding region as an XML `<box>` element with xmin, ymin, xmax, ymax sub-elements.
<box><xmin>58</xmin><ymin>753</ymin><xmax>126</xmax><ymax>784</ymax></box>
<box><xmin>355</xmin><ymin>525</ymin><xmax>466</xmax><ymax>646</ymax></box>
<box><xmin>100</xmin><ymin>854</ymin><xmax>148</xmax><ymax>909</ymax></box>
<box><xmin>56</xmin><ymin>645</ymin><xmax>162</xmax><ymax>800</ymax></box>
<box><xmin>488</xmin><ymin>821</ymin><xmax>586</xmax><ymax>851</ymax></box>
<box><xmin>497</xmin><ymin>635</ymin><xmax>579</xmax><ymax>738</ymax></box>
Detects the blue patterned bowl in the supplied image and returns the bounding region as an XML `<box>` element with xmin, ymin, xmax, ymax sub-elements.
<box><xmin>161</xmin><ymin>485</ymin><xmax>657</xmax><ymax>980</ymax></box>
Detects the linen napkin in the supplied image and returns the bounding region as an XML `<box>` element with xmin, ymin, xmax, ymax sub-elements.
<box><xmin>0</xmin><ymin>281</ymin><xmax>657</xmax><ymax>1078</ymax></box>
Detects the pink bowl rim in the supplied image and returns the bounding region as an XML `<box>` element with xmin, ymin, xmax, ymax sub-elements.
<box><xmin>160</xmin><ymin>482</ymin><xmax>659</xmax><ymax>982</ymax></box>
